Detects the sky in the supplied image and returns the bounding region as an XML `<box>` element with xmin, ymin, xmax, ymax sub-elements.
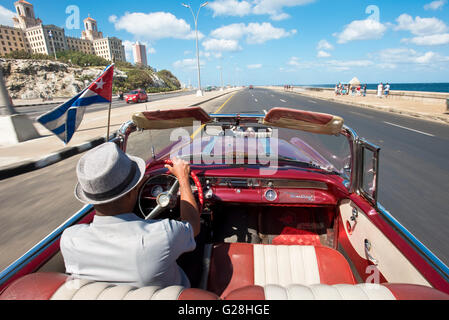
<box><xmin>1</xmin><ymin>0</ymin><xmax>449</xmax><ymax>87</ymax></box>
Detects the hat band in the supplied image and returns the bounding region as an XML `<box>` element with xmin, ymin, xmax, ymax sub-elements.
<box><xmin>83</xmin><ymin>162</ymin><xmax>137</xmax><ymax>202</ymax></box>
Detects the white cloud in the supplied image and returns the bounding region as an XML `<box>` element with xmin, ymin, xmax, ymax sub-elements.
<box><xmin>246</xmin><ymin>23</ymin><xmax>297</xmax><ymax>44</ymax></box>
<box><xmin>424</xmin><ymin>1</ymin><xmax>446</xmax><ymax>10</ymax></box>
<box><xmin>108</xmin><ymin>15</ymin><xmax>118</xmax><ymax>24</ymax></box>
<box><xmin>317</xmin><ymin>50</ymin><xmax>331</xmax><ymax>58</ymax></box>
<box><xmin>173</xmin><ymin>58</ymin><xmax>205</xmax><ymax>69</ymax></box>
<box><xmin>317</xmin><ymin>40</ymin><xmax>334</xmax><ymax>51</ymax></box>
<box><xmin>0</xmin><ymin>5</ymin><xmax>15</xmax><ymax>26</ymax></box>
<box><xmin>270</xmin><ymin>13</ymin><xmax>291</xmax><ymax>21</ymax></box>
<box><xmin>211</xmin><ymin>23</ymin><xmax>247</xmax><ymax>40</ymax></box>
<box><xmin>327</xmin><ymin>60</ymin><xmax>374</xmax><ymax>70</ymax></box>
<box><xmin>202</xmin><ymin>38</ymin><xmax>242</xmax><ymax>52</ymax></box>
<box><xmin>376</xmin><ymin>48</ymin><xmax>449</xmax><ymax>65</ymax></box>
<box><xmin>252</xmin><ymin>0</ymin><xmax>316</xmax><ymax>20</ymax></box>
<box><xmin>403</xmin><ymin>33</ymin><xmax>449</xmax><ymax>46</ymax></box>
<box><xmin>395</xmin><ymin>14</ymin><xmax>448</xmax><ymax>36</ymax></box>
<box><xmin>210</xmin><ymin>22</ymin><xmax>297</xmax><ymax>45</ymax></box>
<box><xmin>247</xmin><ymin>64</ymin><xmax>262</xmax><ymax>69</ymax></box>
<box><xmin>110</xmin><ymin>12</ymin><xmax>203</xmax><ymax>40</ymax></box>
<box><xmin>208</xmin><ymin>0</ymin><xmax>252</xmax><ymax>17</ymax></box>
<box><xmin>208</xmin><ymin>0</ymin><xmax>316</xmax><ymax>20</ymax></box>
<box><xmin>288</xmin><ymin>56</ymin><xmax>301</xmax><ymax>66</ymax></box>
<box><xmin>335</xmin><ymin>19</ymin><xmax>387</xmax><ymax>44</ymax></box>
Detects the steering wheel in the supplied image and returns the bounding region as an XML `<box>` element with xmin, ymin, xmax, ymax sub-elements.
<box><xmin>138</xmin><ymin>160</ymin><xmax>204</xmax><ymax>220</ymax></box>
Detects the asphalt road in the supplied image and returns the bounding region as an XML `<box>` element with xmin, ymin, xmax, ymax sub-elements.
<box><xmin>1</xmin><ymin>87</ymin><xmax>448</xmax><ymax>271</ymax></box>
<box><xmin>14</xmin><ymin>90</ymin><xmax>196</xmax><ymax>121</ymax></box>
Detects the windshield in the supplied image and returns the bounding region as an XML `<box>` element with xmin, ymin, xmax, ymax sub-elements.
<box><xmin>125</xmin><ymin>121</ymin><xmax>352</xmax><ymax>179</ymax></box>
<box><xmin>128</xmin><ymin>90</ymin><xmax>139</xmax><ymax>95</ymax></box>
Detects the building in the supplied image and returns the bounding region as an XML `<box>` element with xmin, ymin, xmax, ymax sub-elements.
<box><xmin>0</xmin><ymin>0</ymin><xmax>126</xmax><ymax>62</ymax></box>
<box><xmin>133</xmin><ymin>41</ymin><xmax>148</xmax><ymax>67</ymax></box>
<box><xmin>23</xmin><ymin>24</ymin><xmax>67</xmax><ymax>56</ymax></box>
<box><xmin>12</xmin><ymin>0</ymin><xmax>41</xmax><ymax>29</ymax></box>
<box><xmin>0</xmin><ymin>24</ymin><xmax>30</xmax><ymax>55</ymax></box>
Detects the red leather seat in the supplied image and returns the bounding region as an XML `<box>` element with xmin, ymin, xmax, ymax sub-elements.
<box><xmin>208</xmin><ymin>243</ymin><xmax>356</xmax><ymax>298</ymax></box>
<box><xmin>0</xmin><ymin>273</ymin><xmax>219</xmax><ymax>300</ymax></box>
<box><xmin>223</xmin><ymin>284</ymin><xmax>449</xmax><ymax>300</ymax></box>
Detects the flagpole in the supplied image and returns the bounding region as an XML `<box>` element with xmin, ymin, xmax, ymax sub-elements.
<box><xmin>106</xmin><ymin>63</ymin><xmax>115</xmax><ymax>141</ymax></box>
<box><xmin>106</xmin><ymin>101</ymin><xmax>112</xmax><ymax>141</ymax></box>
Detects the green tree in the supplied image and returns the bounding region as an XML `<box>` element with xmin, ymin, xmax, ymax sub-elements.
<box><xmin>56</xmin><ymin>51</ymin><xmax>109</xmax><ymax>67</ymax></box>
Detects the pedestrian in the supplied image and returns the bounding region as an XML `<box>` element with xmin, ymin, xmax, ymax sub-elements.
<box><xmin>384</xmin><ymin>83</ymin><xmax>390</xmax><ymax>98</ymax></box>
<box><xmin>335</xmin><ymin>83</ymin><xmax>339</xmax><ymax>96</ymax></box>
<box><xmin>377</xmin><ymin>83</ymin><xmax>383</xmax><ymax>98</ymax></box>
<box><xmin>363</xmin><ymin>84</ymin><xmax>367</xmax><ymax>97</ymax></box>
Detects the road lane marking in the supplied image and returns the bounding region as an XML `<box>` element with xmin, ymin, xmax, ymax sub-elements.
<box><xmin>348</xmin><ymin>111</ymin><xmax>374</xmax><ymax>119</ymax></box>
<box><xmin>255</xmin><ymin>99</ymin><xmax>258</xmax><ymax>102</ymax></box>
<box><xmin>308</xmin><ymin>100</ymin><xmax>317</xmax><ymax>104</ymax></box>
<box><xmin>383</xmin><ymin>122</ymin><xmax>435</xmax><ymax>137</ymax></box>
<box><xmin>280</xmin><ymin>99</ymin><xmax>287</xmax><ymax>103</ymax></box>
<box><xmin>191</xmin><ymin>92</ymin><xmax>237</xmax><ymax>139</ymax></box>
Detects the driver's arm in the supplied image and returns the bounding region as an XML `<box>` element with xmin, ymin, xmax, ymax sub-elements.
<box><xmin>165</xmin><ymin>158</ymin><xmax>201</xmax><ymax>237</ymax></box>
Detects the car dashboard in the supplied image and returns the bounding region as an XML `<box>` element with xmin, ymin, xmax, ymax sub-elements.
<box><xmin>201</xmin><ymin>177</ymin><xmax>338</xmax><ymax>206</ymax></box>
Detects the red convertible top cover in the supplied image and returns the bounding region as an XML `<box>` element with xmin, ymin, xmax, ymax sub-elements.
<box><xmin>133</xmin><ymin>107</ymin><xmax>212</xmax><ymax>130</ymax></box>
<box><xmin>263</xmin><ymin>108</ymin><xmax>344</xmax><ymax>135</ymax></box>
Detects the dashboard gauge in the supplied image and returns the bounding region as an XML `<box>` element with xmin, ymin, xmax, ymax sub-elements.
<box><xmin>151</xmin><ymin>185</ymin><xmax>164</xmax><ymax>197</ymax></box>
<box><xmin>264</xmin><ymin>189</ymin><xmax>278</xmax><ymax>202</ymax></box>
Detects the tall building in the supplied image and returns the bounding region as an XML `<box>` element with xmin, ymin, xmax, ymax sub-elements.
<box><xmin>12</xmin><ymin>0</ymin><xmax>41</xmax><ymax>29</ymax></box>
<box><xmin>81</xmin><ymin>16</ymin><xmax>103</xmax><ymax>41</ymax></box>
<box><xmin>132</xmin><ymin>41</ymin><xmax>148</xmax><ymax>67</ymax></box>
<box><xmin>0</xmin><ymin>0</ymin><xmax>126</xmax><ymax>62</ymax></box>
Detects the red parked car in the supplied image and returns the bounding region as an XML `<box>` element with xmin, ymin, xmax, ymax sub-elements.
<box><xmin>125</xmin><ymin>89</ymin><xmax>148</xmax><ymax>104</ymax></box>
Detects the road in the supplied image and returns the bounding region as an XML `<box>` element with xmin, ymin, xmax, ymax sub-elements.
<box><xmin>14</xmin><ymin>90</ymin><xmax>196</xmax><ymax>121</ymax></box>
<box><xmin>1</xmin><ymin>87</ymin><xmax>448</xmax><ymax>271</ymax></box>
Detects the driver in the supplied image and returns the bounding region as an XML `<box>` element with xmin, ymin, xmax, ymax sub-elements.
<box><xmin>60</xmin><ymin>142</ymin><xmax>200</xmax><ymax>288</ymax></box>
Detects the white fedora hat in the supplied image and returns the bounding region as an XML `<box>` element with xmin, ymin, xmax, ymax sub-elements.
<box><xmin>74</xmin><ymin>142</ymin><xmax>146</xmax><ymax>205</ymax></box>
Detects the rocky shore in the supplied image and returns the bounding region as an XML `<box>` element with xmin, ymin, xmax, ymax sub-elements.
<box><xmin>0</xmin><ymin>58</ymin><xmax>177</xmax><ymax>100</ymax></box>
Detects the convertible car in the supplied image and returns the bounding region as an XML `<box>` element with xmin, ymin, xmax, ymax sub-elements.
<box><xmin>1</xmin><ymin>106</ymin><xmax>448</xmax><ymax>300</ymax></box>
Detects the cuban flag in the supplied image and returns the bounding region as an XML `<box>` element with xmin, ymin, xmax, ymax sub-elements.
<box><xmin>37</xmin><ymin>64</ymin><xmax>114</xmax><ymax>144</ymax></box>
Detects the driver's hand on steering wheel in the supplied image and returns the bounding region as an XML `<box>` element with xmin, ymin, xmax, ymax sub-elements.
<box><xmin>165</xmin><ymin>158</ymin><xmax>191</xmax><ymax>184</ymax></box>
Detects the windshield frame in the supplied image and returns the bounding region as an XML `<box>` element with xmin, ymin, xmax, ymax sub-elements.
<box><xmin>118</xmin><ymin>114</ymin><xmax>358</xmax><ymax>191</ymax></box>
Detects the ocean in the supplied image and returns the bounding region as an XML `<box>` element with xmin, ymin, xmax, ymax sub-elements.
<box><xmin>300</xmin><ymin>83</ymin><xmax>449</xmax><ymax>94</ymax></box>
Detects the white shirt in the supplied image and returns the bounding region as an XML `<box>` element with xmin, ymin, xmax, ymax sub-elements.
<box><xmin>60</xmin><ymin>213</ymin><xmax>196</xmax><ymax>288</ymax></box>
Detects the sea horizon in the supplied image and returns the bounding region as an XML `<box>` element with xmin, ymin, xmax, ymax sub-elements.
<box><xmin>290</xmin><ymin>82</ymin><xmax>449</xmax><ymax>94</ymax></box>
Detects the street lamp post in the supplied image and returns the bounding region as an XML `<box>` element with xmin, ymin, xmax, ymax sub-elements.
<box><xmin>48</xmin><ymin>30</ymin><xmax>57</xmax><ymax>60</ymax></box>
<box><xmin>182</xmin><ymin>2</ymin><xmax>208</xmax><ymax>97</ymax></box>
<box><xmin>219</xmin><ymin>65</ymin><xmax>224</xmax><ymax>91</ymax></box>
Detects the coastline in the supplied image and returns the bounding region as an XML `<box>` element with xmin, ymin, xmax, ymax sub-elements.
<box><xmin>267</xmin><ymin>86</ymin><xmax>449</xmax><ymax>125</ymax></box>
<box><xmin>294</xmin><ymin>83</ymin><xmax>449</xmax><ymax>94</ymax></box>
